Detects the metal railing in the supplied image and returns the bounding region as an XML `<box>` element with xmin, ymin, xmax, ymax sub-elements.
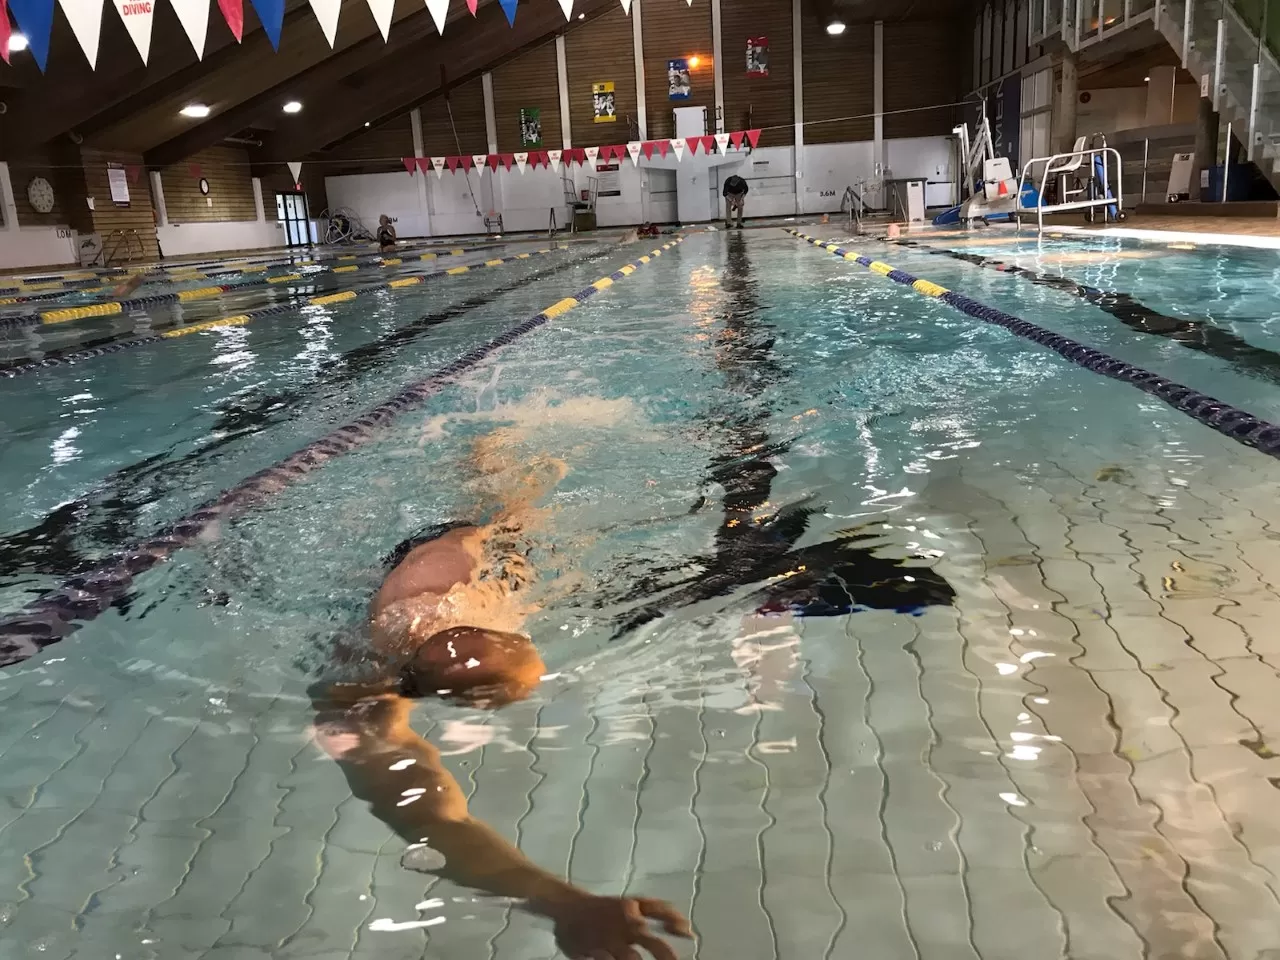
<box><xmin>1016</xmin><ymin>145</ymin><xmax>1125</xmax><ymax>229</ymax></box>
<box><xmin>102</xmin><ymin>229</ymin><xmax>145</xmax><ymax>266</ymax></box>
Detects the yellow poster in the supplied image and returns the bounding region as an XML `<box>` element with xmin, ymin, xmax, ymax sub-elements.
<box><xmin>592</xmin><ymin>81</ymin><xmax>617</xmax><ymax>123</ymax></box>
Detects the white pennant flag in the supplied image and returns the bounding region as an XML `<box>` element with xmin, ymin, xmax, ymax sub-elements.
<box><xmin>583</xmin><ymin>145</ymin><xmax>599</xmax><ymax>165</ymax></box>
<box><xmin>307</xmin><ymin>0</ymin><xmax>341</xmax><ymax>46</ymax></box>
<box><xmin>670</xmin><ymin>138</ymin><xmax>684</xmax><ymax>161</ymax></box>
<box><xmin>431</xmin><ymin>157</ymin><xmax>446</xmax><ymax>178</ymax></box>
<box><xmin>170</xmin><ymin>0</ymin><xmax>210</xmax><ymax>58</ymax></box>
<box><xmin>556</xmin><ymin>0</ymin><xmax>572</xmax><ymax>18</ymax></box>
<box><xmin>59</xmin><ymin>0</ymin><xmax>105</xmax><ymax>67</ymax></box>
<box><xmin>287</xmin><ymin>161</ymin><xmax>302</xmax><ymax>184</ymax></box>
<box><xmin>546</xmin><ymin>149</ymin><xmax>562</xmax><ymax>172</ymax></box>
<box><xmin>514</xmin><ymin>152</ymin><xmax>528</xmax><ymax>174</ymax></box>
<box><xmin>626</xmin><ymin>141</ymin><xmax>641</xmax><ymax>166</ymax></box>
<box><xmin>471</xmin><ymin>154</ymin><xmax>488</xmax><ymax>174</ymax></box>
<box><xmin>714</xmin><ymin>132</ymin><xmax>730</xmax><ymax>154</ymax></box>
<box><xmin>424</xmin><ymin>0</ymin><xmax>447</xmax><ymax>33</ymax></box>
<box><xmin>112</xmin><ymin>0</ymin><xmax>154</xmax><ymax>64</ymax></box>
<box><xmin>619</xmin><ymin>0</ymin><xmax>631</xmax><ymax>11</ymax></box>
<box><xmin>366</xmin><ymin>0</ymin><xmax>394</xmax><ymax>40</ymax></box>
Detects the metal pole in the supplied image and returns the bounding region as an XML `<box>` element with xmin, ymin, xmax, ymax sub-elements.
<box><xmin>1214</xmin><ymin>18</ymin><xmax>1225</xmax><ymax>112</ymax></box>
<box><xmin>1141</xmin><ymin>137</ymin><xmax>1149</xmax><ymax>203</ymax></box>
<box><xmin>1223</xmin><ymin>120</ymin><xmax>1232</xmax><ymax>201</ymax></box>
<box><xmin>1183</xmin><ymin>0</ymin><xmax>1192</xmax><ymax>64</ymax></box>
<box><xmin>1249</xmin><ymin>60</ymin><xmax>1261</xmax><ymax>162</ymax></box>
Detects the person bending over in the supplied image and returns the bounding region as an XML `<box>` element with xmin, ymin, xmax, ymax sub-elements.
<box><xmin>310</xmin><ymin>437</ymin><xmax>691</xmax><ymax>960</ymax></box>
<box><xmin>377</xmin><ymin>214</ymin><xmax>398</xmax><ymax>253</ymax></box>
<box><xmin>722</xmin><ymin>174</ymin><xmax>749</xmax><ymax>228</ymax></box>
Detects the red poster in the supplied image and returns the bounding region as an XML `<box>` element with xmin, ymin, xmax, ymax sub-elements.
<box><xmin>746</xmin><ymin>36</ymin><xmax>768</xmax><ymax>76</ymax></box>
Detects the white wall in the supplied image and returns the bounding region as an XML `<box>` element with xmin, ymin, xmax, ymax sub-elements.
<box><xmin>326</xmin><ymin>171</ymin><xmax>432</xmax><ymax>239</ymax></box>
<box><xmin>1076</xmin><ymin>84</ymin><xmax>1200</xmax><ymax>137</ymax></box>
<box><xmin>156</xmin><ymin>220</ymin><xmax>288</xmax><ymax>258</ymax></box>
<box><xmin>0</xmin><ymin>227</ymin><xmax>80</xmax><ymax>270</ymax></box>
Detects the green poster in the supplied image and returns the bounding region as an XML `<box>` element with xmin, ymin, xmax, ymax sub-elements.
<box><xmin>520</xmin><ymin>107</ymin><xmax>543</xmax><ymax>148</ymax></box>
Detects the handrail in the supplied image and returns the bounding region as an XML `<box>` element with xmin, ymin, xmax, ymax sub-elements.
<box><xmin>101</xmin><ymin>229</ymin><xmax>145</xmax><ymax>267</ymax></box>
<box><xmin>1015</xmin><ymin>146</ymin><xmax>1125</xmax><ymax>230</ymax></box>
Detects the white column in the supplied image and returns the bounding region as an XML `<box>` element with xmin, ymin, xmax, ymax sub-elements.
<box><xmin>482</xmin><ymin>72</ymin><xmax>499</xmax><ymax>154</ymax></box>
<box><xmin>792</xmin><ymin>0</ymin><xmax>803</xmax><ymax>214</ymax></box>
<box><xmin>556</xmin><ymin>33</ymin><xmax>573</xmax><ymax>149</ymax></box>
<box><xmin>711</xmin><ymin>0</ymin><xmax>724</xmax><ymax>132</ymax></box>
<box><xmin>409</xmin><ymin>106</ymin><xmax>433</xmax><ymax>236</ymax></box>
<box><xmin>251</xmin><ymin>177</ymin><xmax>266</xmax><ymax>222</ymax></box>
<box><xmin>633</xmin><ymin>0</ymin><xmax>647</xmax><ymax>140</ymax></box>
<box><xmin>150</xmin><ymin>170</ymin><xmax>168</xmax><ymax>227</ymax></box>
<box><xmin>0</xmin><ymin>162</ymin><xmax>19</xmax><ymax>232</ymax></box>
<box><xmin>873</xmin><ymin>20</ymin><xmax>886</xmax><ymax>207</ymax></box>
<box><xmin>1144</xmin><ymin>65</ymin><xmax>1176</xmax><ymax>126</ymax></box>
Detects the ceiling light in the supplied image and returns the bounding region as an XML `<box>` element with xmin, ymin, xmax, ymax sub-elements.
<box><xmin>8</xmin><ymin>32</ymin><xmax>29</xmax><ymax>52</ymax></box>
<box><xmin>283</xmin><ymin>100</ymin><xmax>303</xmax><ymax>114</ymax></box>
<box><xmin>1144</xmin><ymin>75</ymin><xmax>1150</xmax><ymax>81</ymax></box>
<box><xmin>688</xmin><ymin>55</ymin><xmax>701</xmax><ymax>68</ymax></box>
<box><xmin>364</xmin><ymin>121</ymin><xmax>371</xmax><ymax>127</ymax></box>
<box><xmin>180</xmin><ymin>103</ymin><xmax>211</xmax><ymax>118</ymax></box>
<box><xmin>826</xmin><ymin>20</ymin><xmax>846</xmax><ymax>35</ymax></box>
<box><xmin>577</xmin><ymin>12</ymin><xmax>584</xmax><ymax>18</ymax></box>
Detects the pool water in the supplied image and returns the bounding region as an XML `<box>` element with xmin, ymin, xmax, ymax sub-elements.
<box><xmin>3</xmin><ymin>227</ymin><xmax>1280</xmax><ymax>959</ymax></box>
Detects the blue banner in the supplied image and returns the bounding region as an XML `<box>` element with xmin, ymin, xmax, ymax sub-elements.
<box><xmin>986</xmin><ymin>74</ymin><xmax>1022</xmax><ymax>169</ymax></box>
<box><xmin>7</xmin><ymin>0</ymin><xmax>53</xmax><ymax>70</ymax></box>
<box><xmin>249</xmin><ymin>0</ymin><xmax>284</xmax><ymax>49</ymax></box>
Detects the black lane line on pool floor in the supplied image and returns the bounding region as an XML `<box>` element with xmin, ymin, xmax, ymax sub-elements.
<box><xmin>787</xmin><ymin>230</ymin><xmax>1280</xmax><ymax>462</ymax></box>
<box><xmin>886</xmin><ymin>238</ymin><xmax>1280</xmax><ymax>386</ymax></box>
<box><xmin>0</xmin><ymin>238</ymin><xmax>682</xmax><ymax>668</ymax></box>
<box><xmin>0</xmin><ymin>250</ymin><xmax>611</xmax><ymax>588</ymax></box>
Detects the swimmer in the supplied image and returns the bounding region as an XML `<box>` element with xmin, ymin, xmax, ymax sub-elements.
<box><xmin>311</xmin><ymin>431</ymin><xmax>691</xmax><ymax>960</ymax></box>
<box><xmin>111</xmin><ymin>273</ymin><xmax>146</xmax><ymax>298</ymax></box>
<box><xmin>377</xmin><ymin>214</ymin><xmax>398</xmax><ymax>254</ymax></box>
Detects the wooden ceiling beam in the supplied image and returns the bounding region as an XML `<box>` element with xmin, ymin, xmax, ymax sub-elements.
<box><xmin>254</xmin><ymin>0</ymin><xmax>617</xmax><ymax>162</ymax></box>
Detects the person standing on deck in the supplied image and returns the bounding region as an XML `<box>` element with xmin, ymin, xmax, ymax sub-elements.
<box><xmin>722</xmin><ymin>174</ymin><xmax>749</xmax><ymax>228</ymax></box>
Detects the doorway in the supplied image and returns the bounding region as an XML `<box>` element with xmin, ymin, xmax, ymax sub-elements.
<box><xmin>275</xmin><ymin>191</ymin><xmax>311</xmax><ymax>247</ymax></box>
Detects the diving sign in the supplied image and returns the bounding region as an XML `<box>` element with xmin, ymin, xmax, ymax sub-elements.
<box><xmin>113</xmin><ymin>0</ymin><xmax>156</xmax><ymax>63</ymax></box>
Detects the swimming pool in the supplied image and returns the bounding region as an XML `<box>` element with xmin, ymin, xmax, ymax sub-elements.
<box><xmin>3</xmin><ymin>225</ymin><xmax>1280</xmax><ymax>959</ymax></box>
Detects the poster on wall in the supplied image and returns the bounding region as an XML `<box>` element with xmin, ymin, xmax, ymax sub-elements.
<box><xmin>519</xmin><ymin>107</ymin><xmax>543</xmax><ymax>148</ymax></box>
<box><xmin>106</xmin><ymin>163</ymin><xmax>130</xmax><ymax>205</ymax></box>
<box><xmin>592</xmin><ymin>81</ymin><xmax>617</xmax><ymax>123</ymax></box>
<box><xmin>746</xmin><ymin>37</ymin><xmax>768</xmax><ymax>76</ymax></box>
<box><xmin>595</xmin><ymin>162</ymin><xmax>621</xmax><ymax>197</ymax></box>
<box><xmin>667</xmin><ymin>59</ymin><xmax>691</xmax><ymax>100</ymax></box>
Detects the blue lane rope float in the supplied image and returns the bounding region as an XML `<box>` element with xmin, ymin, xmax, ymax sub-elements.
<box><xmin>0</xmin><ymin>246</ymin><xmax>568</xmax><ymax>378</ymax></box>
<box><xmin>0</xmin><ymin>237</ymin><xmax>683</xmax><ymax>669</ymax></box>
<box><xmin>785</xmin><ymin>229</ymin><xmax>1280</xmax><ymax>461</ymax></box>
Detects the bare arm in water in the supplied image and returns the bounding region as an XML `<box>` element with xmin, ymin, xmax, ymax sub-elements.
<box><xmin>312</xmin><ymin>434</ymin><xmax>691</xmax><ymax>960</ymax></box>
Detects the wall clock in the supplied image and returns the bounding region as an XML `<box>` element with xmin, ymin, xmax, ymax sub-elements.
<box><xmin>199</xmin><ymin>177</ymin><xmax>211</xmax><ymax>196</ymax></box>
<box><xmin>27</xmin><ymin>177</ymin><xmax>56</xmax><ymax>214</ymax></box>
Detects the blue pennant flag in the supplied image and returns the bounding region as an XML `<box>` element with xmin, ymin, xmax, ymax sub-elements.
<box><xmin>497</xmin><ymin>0</ymin><xmax>516</xmax><ymax>26</ymax></box>
<box><xmin>7</xmin><ymin>0</ymin><xmax>53</xmax><ymax>70</ymax></box>
<box><xmin>248</xmin><ymin>0</ymin><xmax>284</xmax><ymax>49</ymax></box>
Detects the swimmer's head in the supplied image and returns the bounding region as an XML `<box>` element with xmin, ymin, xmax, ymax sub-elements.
<box><xmin>399</xmin><ymin>625</ymin><xmax>545</xmax><ymax>708</ymax></box>
<box><xmin>379</xmin><ymin>214</ymin><xmax>391</xmax><ymax>226</ymax></box>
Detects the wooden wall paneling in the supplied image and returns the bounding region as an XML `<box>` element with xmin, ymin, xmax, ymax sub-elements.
<box><xmin>319</xmin><ymin>114</ymin><xmax>417</xmax><ymax>174</ymax></box>
<box><xmin>7</xmin><ymin>148</ymin><xmax>84</xmax><ymax>229</ymax></box>
<box><xmin>80</xmin><ymin>149</ymin><xmax>161</xmax><ymax>260</ymax></box>
<box><xmin>641</xmin><ymin>0</ymin><xmax>715</xmax><ymax>141</ymax></box>
<box><xmin>420</xmin><ymin>78</ymin><xmax>490</xmax><ymax>157</ymax></box>
<box><xmin>490</xmin><ymin>41</ymin><xmax>562</xmax><ymax>153</ymax></box>
<box><xmin>162</xmin><ymin>146</ymin><xmax>259</xmax><ymax>224</ymax></box>
<box><xmin>800</xmin><ymin>14</ymin><xmax>874</xmax><ymax>145</ymax></box>
<box><xmin>883</xmin><ymin>21</ymin><xmax>965</xmax><ymax>139</ymax></box>
<box><xmin>720</xmin><ymin>0</ymin><xmax>794</xmax><ymax>145</ymax></box>
<box><xmin>565</xmin><ymin>6</ymin><xmax>638</xmax><ymax>147</ymax></box>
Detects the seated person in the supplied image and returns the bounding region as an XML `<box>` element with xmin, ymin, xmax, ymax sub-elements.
<box><xmin>311</xmin><ymin>432</ymin><xmax>691</xmax><ymax>960</ymax></box>
<box><xmin>376</xmin><ymin>214</ymin><xmax>398</xmax><ymax>253</ymax></box>
<box><xmin>722</xmin><ymin>175</ymin><xmax>749</xmax><ymax>228</ymax></box>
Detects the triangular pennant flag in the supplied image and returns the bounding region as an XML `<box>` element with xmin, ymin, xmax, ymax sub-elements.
<box><xmin>685</xmin><ymin>137</ymin><xmax>700</xmax><ymax>155</ymax></box>
<box><xmin>654</xmin><ymin>140</ymin><xmax>669</xmax><ymax>158</ymax></box>
<box><xmin>444</xmin><ymin>156</ymin><xmax>460</xmax><ymax>170</ymax></box>
<box><xmin>433</xmin><ymin>157</ymin><xmax>447</xmax><ymax>178</ymax></box>
<box><xmin>700</xmin><ymin>135</ymin><xmax>716</xmax><ymax>154</ymax></box>
<box><xmin>365</xmin><ymin>0</ymin><xmax>393</xmax><ymax>40</ymax></box>
<box><xmin>57</xmin><ymin>0</ymin><xmax>101</xmax><ymax>67</ymax></box>
<box><xmin>416</xmin><ymin>157</ymin><xmax>431</xmax><ymax>173</ymax></box>
<box><xmin>547</xmin><ymin>148</ymin><xmax>562</xmax><ymax>172</ymax></box>
<box><xmin>487</xmin><ymin>154</ymin><xmax>500</xmax><ymax>171</ymax></box>
<box><xmin>471</xmin><ymin>153</ymin><xmax>487</xmax><ymax>173</ymax></box>
<box><xmin>556</xmin><ymin>0</ymin><xmax>571</xmax><ymax>19</ymax></box>
<box><xmin>112</xmin><ymin>0</ymin><xmax>155</xmax><ymax>62</ymax></box>
<box><xmin>514</xmin><ymin>151</ymin><xmax>528</xmax><ymax>174</ymax></box>
<box><xmin>125</xmin><ymin>163</ymin><xmax>143</xmax><ymax>183</ymax></box>
<box><xmin>424</xmin><ymin>0</ymin><xmax>446</xmax><ymax>34</ymax></box>
<box><xmin>527</xmin><ymin>151</ymin><xmax>540</xmax><ymax>169</ymax></box>
<box><xmin>627</xmin><ymin>141</ymin><xmax>641</xmax><ymax>166</ymax></box>
<box><xmin>216</xmin><ymin>0</ymin><xmax>242</xmax><ymax>41</ymax></box>
<box><xmin>402</xmin><ymin>157</ymin><xmax>417</xmax><ymax>175</ymax></box>
<box><xmin>287</xmin><ymin>161</ymin><xmax>302</xmax><ymax>183</ymax></box>
<box><xmin>670</xmin><ymin>139</ymin><xmax>684</xmax><ymax>161</ymax></box>
<box><xmin>745</xmin><ymin>129</ymin><xmax>761</xmax><ymax>149</ymax></box>
<box><xmin>583</xmin><ymin>146</ymin><xmax>599</xmax><ymax>165</ymax></box>
<box><xmin>459</xmin><ymin>155</ymin><xmax>474</xmax><ymax>170</ymax></box>
<box><xmin>715</xmin><ymin>132</ymin><xmax>730</xmax><ymax>154</ymax></box>
<box><xmin>9</xmin><ymin>0</ymin><xmax>56</xmax><ymax>69</ymax></box>
<box><xmin>465</xmin><ymin>0</ymin><xmax>474</xmax><ymax>11</ymax></box>
<box><xmin>0</xmin><ymin>0</ymin><xmax>10</xmax><ymax>66</ymax></box>
<box><xmin>641</xmin><ymin>141</ymin><xmax>655</xmax><ymax>159</ymax></box>
<box><xmin>619</xmin><ymin>0</ymin><xmax>630</xmax><ymax>11</ymax></box>
<box><xmin>169</xmin><ymin>0</ymin><xmax>210</xmax><ymax>58</ymax></box>
<box><xmin>499</xmin><ymin>153</ymin><xmax>515</xmax><ymax>171</ymax></box>
<box><xmin>496</xmin><ymin>0</ymin><xmax>514</xmax><ymax>25</ymax></box>
<box><xmin>729</xmin><ymin>131</ymin><xmax>745</xmax><ymax>149</ymax></box>
<box><xmin>307</xmin><ymin>0</ymin><xmax>340</xmax><ymax>46</ymax></box>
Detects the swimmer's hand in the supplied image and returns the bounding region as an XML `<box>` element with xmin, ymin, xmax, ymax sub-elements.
<box><xmin>534</xmin><ymin>893</ymin><xmax>692</xmax><ymax>960</ymax></box>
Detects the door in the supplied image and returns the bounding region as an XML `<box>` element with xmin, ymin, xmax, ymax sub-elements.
<box><xmin>275</xmin><ymin>191</ymin><xmax>311</xmax><ymax>247</ymax></box>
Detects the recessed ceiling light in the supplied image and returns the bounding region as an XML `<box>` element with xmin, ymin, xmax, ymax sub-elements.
<box><xmin>180</xmin><ymin>103</ymin><xmax>211</xmax><ymax>118</ymax></box>
<box><xmin>364</xmin><ymin>121</ymin><xmax>371</xmax><ymax>127</ymax></box>
<box><xmin>8</xmin><ymin>32</ymin><xmax>29</xmax><ymax>52</ymax></box>
<box><xmin>826</xmin><ymin>20</ymin><xmax>846</xmax><ymax>35</ymax></box>
<box><xmin>283</xmin><ymin>100</ymin><xmax>303</xmax><ymax>114</ymax></box>
<box><xmin>577</xmin><ymin>11</ymin><xmax>584</xmax><ymax>18</ymax></box>
<box><xmin>1144</xmin><ymin>75</ymin><xmax>1150</xmax><ymax>81</ymax></box>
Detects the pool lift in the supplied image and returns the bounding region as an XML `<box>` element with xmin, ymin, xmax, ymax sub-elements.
<box><xmin>932</xmin><ymin>103</ymin><xmax>1036</xmax><ymax>226</ymax></box>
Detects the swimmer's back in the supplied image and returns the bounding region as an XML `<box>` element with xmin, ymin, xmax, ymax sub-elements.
<box><xmin>370</xmin><ymin>525</ymin><xmax>481</xmax><ymax>619</ymax></box>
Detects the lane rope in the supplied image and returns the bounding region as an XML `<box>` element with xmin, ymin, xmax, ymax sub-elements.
<box><xmin>785</xmin><ymin>229</ymin><xmax>1280</xmax><ymax>461</ymax></box>
<box><xmin>0</xmin><ymin>237</ymin><xmax>683</xmax><ymax>668</ymax></box>
<box><xmin>0</xmin><ymin>246</ymin><xmax>567</xmax><ymax>378</ymax></box>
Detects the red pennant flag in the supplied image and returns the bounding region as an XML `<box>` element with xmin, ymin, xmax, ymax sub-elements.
<box><xmin>654</xmin><ymin>140</ymin><xmax>669</xmax><ymax>158</ymax></box>
<box><xmin>686</xmin><ymin>137</ymin><xmax>701</xmax><ymax>155</ymax></box>
<box><xmin>531</xmin><ymin>151</ymin><xmax>545</xmax><ymax>169</ymax></box>
<box><xmin>729</xmin><ymin>131</ymin><xmax>745</xmax><ymax>149</ymax></box>
<box><xmin>216</xmin><ymin>0</ymin><xmax>244</xmax><ymax>41</ymax></box>
<box><xmin>416</xmin><ymin>157</ymin><xmax>431</xmax><ymax>173</ymax></box>
<box><xmin>403</xmin><ymin>157</ymin><xmax>417</xmax><ymax>175</ymax></box>
<box><xmin>189</xmin><ymin>162</ymin><xmax>203</xmax><ymax>179</ymax></box>
<box><xmin>445</xmin><ymin>156</ymin><xmax>461</xmax><ymax>170</ymax></box>
<box><xmin>487</xmin><ymin>155</ymin><xmax>500</xmax><ymax>171</ymax></box>
<box><xmin>641</xmin><ymin>141</ymin><xmax>656</xmax><ymax>160</ymax></box>
<box><xmin>459</xmin><ymin>155</ymin><xmax>474</xmax><ymax>170</ymax></box>
<box><xmin>700</xmin><ymin>135</ymin><xmax>716</xmax><ymax>154</ymax></box>
<box><xmin>611</xmin><ymin>145</ymin><xmax>627</xmax><ymax>161</ymax></box>
<box><xmin>465</xmin><ymin>0</ymin><xmax>476</xmax><ymax>11</ymax></box>
<box><xmin>500</xmin><ymin>153</ymin><xmax>515</xmax><ymax>171</ymax></box>
<box><xmin>125</xmin><ymin>164</ymin><xmax>143</xmax><ymax>184</ymax></box>
<box><xmin>0</xmin><ymin>0</ymin><xmax>11</xmax><ymax>66</ymax></box>
<box><xmin>745</xmin><ymin>129</ymin><xmax>761</xmax><ymax>148</ymax></box>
